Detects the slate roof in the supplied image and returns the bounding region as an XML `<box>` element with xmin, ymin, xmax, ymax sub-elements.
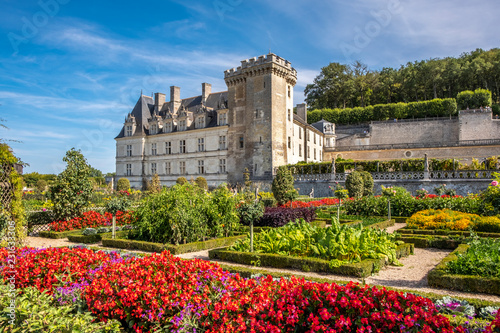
<box><xmin>116</xmin><ymin>91</ymin><xmax>228</xmax><ymax>139</ymax></box>
<box><xmin>311</xmin><ymin>119</ymin><xmax>333</xmax><ymax>133</ymax></box>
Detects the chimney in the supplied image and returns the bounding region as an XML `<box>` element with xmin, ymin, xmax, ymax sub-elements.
<box><xmin>170</xmin><ymin>86</ymin><xmax>181</xmax><ymax>113</ymax></box>
<box><xmin>202</xmin><ymin>83</ymin><xmax>211</xmax><ymax>105</ymax></box>
<box><xmin>154</xmin><ymin>93</ymin><xmax>166</xmax><ymax>112</ymax></box>
<box><xmin>297</xmin><ymin>103</ymin><xmax>307</xmax><ymax>123</ymax></box>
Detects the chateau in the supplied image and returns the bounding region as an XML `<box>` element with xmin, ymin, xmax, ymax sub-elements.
<box><xmin>115</xmin><ymin>53</ymin><xmax>500</xmax><ymax>190</ymax></box>
<box><xmin>115</xmin><ymin>53</ymin><xmax>336</xmax><ymax>188</ymax></box>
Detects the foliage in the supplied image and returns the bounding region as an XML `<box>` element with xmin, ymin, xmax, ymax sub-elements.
<box><xmin>237</xmin><ymin>200</ymin><xmax>264</xmax><ymax>226</ymax></box>
<box><xmin>116</xmin><ymin>178</ymin><xmax>130</xmax><ymax>192</ymax></box>
<box><xmin>146</xmin><ymin>174</ymin><xmax>161</xmax><ymax>193</ymax></box>
<box><xmin>407</xmin><ymin>209</ymin><xmax>500</xmax><ymax>233</ymax></box>
<box><xmin>457</xmin><ymin>88</ymin><xmax>493</xmax><ymax>109</ymax></box>
<box><xmin>176</xmin><ymin>177</ymin><xmax>188</xmax><ymax>185</ymax></box>
<box><xmin>481</xmin><ymin>173</ymin><xmax>500</xmax><ymax>215</ymax></box>
<box><xmin>0</xmin><ymin>143</ymin><xmax>26</xmax><ymax>246</ymax></box>
<box><xmin>35</xmin><ymin>179</ymin><xmax>47</xmax><ymax>193</ymax></box>
<box><xmin>22</xmin><ymin>172</ymin><xmax>57</xmax><ymax>188</ymax></box>
<box><xmin>256</xmin><ymin>207</ymin><xmax>316</xmax><ymax>228</ymax></box>
<box><xmin>307</xmin><ymin>98</ymin><xmax>457</xmax><ymax>125</ymax></box>
<box><xmin>230</xmin><ymin>219</ymin><xmax>402</xmax><ymax>267</ymax></box>
<box><xmin>446</xmin><ymin>237</ymin><xmax>500</xmax><ymax>278</ymax></box>
<box><xmin>305</xmin><ymin>48</ymin><xmax>500</xmax><ymax>111</ymax></box>
<box><xmin>281</xmin><ymin>198</ymin><xmax>340</xmax><ymax>208</ymax></box>
<box><xmin>272</xmin><ymin>166</ymin><xmax>298</xmax><ymax>205</ymax></box>
<box><xmin>0</xmin><ymin>284</ymin><xmax>121</xmax><ymax>332</ymax></box>
<box><xmin>434</xmin><ymin>184</ymin><xmax>457</xmax><ymax>196</ymax></box>
<box><xmin>332</xmin><ymin>184</ymin><xmax>349</xmax><ymax>200</ymax></box>
<box><xmin>132</xmin><ymin>183</ymin><xmax>240</xmax><ymax>244</ymax></box>
<box><xmin>105</xmin><ymin>196</ymin><xmax>130</xmax><ymax>216</ymax></box>
<box><xmin>360</xmin><ymin>171</ymin><xmax>374</xmax><ymax>196</ymax></box>
<box><xmin>345</xmin><ymin>171</ymin><xmax>364</xmax><ymax>198</ymax></box>
<box><xmin>47</xmin><ymin>149</ymin><xmax>93</xmax><ymax>221</ymax></box>
<box><xmin>194</xmin><ymin>176</ymin><xmax>208</xmax><ymax>190</ymax></box>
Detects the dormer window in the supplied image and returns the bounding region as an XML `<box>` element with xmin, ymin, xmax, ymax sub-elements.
<box><xmin>179</xmin><ymin>120</ymin><xmax>187</xmax><ymax>131</ymax></box>
<box><xmin>195</xmin><ymin>116</ymin><xmax>205</xmax><ymax>129</ymax></box>
<box><xmin>218</xmin><ymin>112</ymin><xmax>227</xmax><ymax>126</ymax></box>
<box><xmin>126</xmin><ymin>125</ymin><xmax>133</xmax><ymax>136</ymax></box>
<box><xmin>150</xmin><ymin>124</ymin><xmax>158</xmax><ymax>135</ymax></box>
<box><xmin>165</xmin><ymin>121</ymin><xmax>172</xmax><ymax>133</ymax></box>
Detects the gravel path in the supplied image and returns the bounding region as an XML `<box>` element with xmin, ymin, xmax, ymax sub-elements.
<box><xmin>23</xmin><ymin>224</ymin><xmax>500</xmax><ymax>303</ymax></box>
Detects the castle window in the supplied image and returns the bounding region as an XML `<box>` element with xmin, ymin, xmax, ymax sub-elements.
<box><xmin>151</xmin><ymin>163</ymin><xmax>157</xmax><ymax>175</ymax></box>
<box><xmin>150</xmin><ymin>124</ymin><xmax>157</xmax><ymax>135</ymax></box>
<box><xmin>219</xmin><ymin>159</ymin><xmax>226</xmax><ymax>173</ymax></box>
<box><xmin>307</xmin><ymin>146</ymin><xmax>310</xmax><ymax>158</ymax></box>
<box><xmin>179</xmin><ymin>161</ymin><xmax>186</xmax><ymax>174</ymax></box>
<box><xmin>126</xmin><ymin>145</ymin><xmax>132</xmax><ymax>157</ymax></box>
<box><xmin>288</xmin><ymin>86</ymin><xmax>291</xmax><ymax>98</ymax></box>
<box><xmin>319</xmin><ymin>150</ymin><xmax>322</xmax><ymax>160</ymax></box>
<box><xmin>239</xmin><ymin>136</ymin><xmax>244</xmax><ymax>149</ymax></box>
<box><xmin>288</xmin><ymin>137</ymin><xmax>291</xmax><ymax>149</ymax></box>
<box><xmin>219</xmin><ymin>136</ymin><xmax>226</xmax><ymax>150</ymax></box>
<box><xmin>319</xmin><ymin>137</ymin><xmax>322</xmax><ymax>146</ymax></box>
<box><xmin>299</xmin><ymin>144</ymin><xmax>302</xmax><ymax>157</ymax></box>
<box><xmin>165</xmin><ymin>142</ymin><xmax>171</xmax><ymax>154</ymax></box>
<box><xmin>165</xmin><ymin>162</ymin><xmax>171</xmax><ymax>175</ymax></box>
<box><xmin>126</xmin><ymin>125</ymin><xmax>133</xmax><ymax>137</ymax></box>
<box><xmin>165</xmin><ymin>122</ymin><xmax>172</xmax><ymax>133</ymax></box>
<box><xmin>179</xmin><ymin>140</ymin><xmax>186</xmax><ymax>153</ymax></box>
<box><xmin>179</xmin><ymin>120</ymin><xmax>186</xmax><ymax>131</ymax></box>
<box><xmin>288</xmin><ymin>109</ymin><xmax>291</xmax><ymax>121</ymax></box>
<box><xmin>198</xmin><ymin>138</ymin><xmax>205</xmax><ymax>152</ymax></box>
<box><xmin>314</xmin><ymin>148</ymin><xmax>316</xmax><ymax>160</ymax></box>
<box><xmin>218</xmin><ymin>112</ymin><xmax>227</xmax><ymax>126</ymax></box>
<box><xmin>195</xmin><ymin>116</ymin><xmax>205</xmax><ymax>129</ymax></box>
<box><xmin>126</xmin><ymin>164</ymin><xmax>132</xmax><ymax>176</ymax></box>
<box><xmin>151</xmin><ymin>143</ymin><xmax>157</xmax><ymax>156</ymax></box>
<box><xmin>299</xmin><ymin>128</ymin><xmax>302</xmax><ymax>139</ymax></box>
<box><xmin>307</xmin><ymin>130</ymin><xmax>310</xmax><ymax>142</ymax></box>
<box><xmin>198</xmin><ymin>160</ymin><xmax>205</xmax><ymax>174</ymax></box>
<box><xmin>314</xmin><ymin>134</ymin><xmax>316</xmax><ymax>144</ymax></box>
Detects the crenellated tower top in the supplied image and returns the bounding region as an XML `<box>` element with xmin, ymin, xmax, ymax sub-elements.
<box><xmin>224</xmin><ymin>53</ymin><xmax>297</xmax><ymax>87</ymax></box>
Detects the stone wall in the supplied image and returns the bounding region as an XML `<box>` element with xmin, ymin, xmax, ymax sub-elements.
<box><xmin>459</xmin><ymin>109</ymin><xmax>500</xmax><ymax>141</ymax></box>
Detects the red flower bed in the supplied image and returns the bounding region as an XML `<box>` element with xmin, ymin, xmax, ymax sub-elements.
<box><xmin>0</xmin><ymin>247</ymin><xmax>476</xmax><ymax>332</ymax></box>
<box><xmin>282</xmin><ymin>198</ymin><xmax>340</xmax><ymax>208</ymax></box>
<box><xmin>49</xmin><ymin>210</ymin><xmax>136</xmax><ymax>232</ymax></box>
<box><xmin>486</xmin><ymin>310</ymin><xmax>500</xmax><ymax>333</ymax></box>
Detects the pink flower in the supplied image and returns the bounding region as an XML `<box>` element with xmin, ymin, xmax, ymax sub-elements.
<box><xmin>42</xmin><ymin>208</ymin><xmax>47</xmax><ymax>212</ymax></box>
<box><xmin>492</xmin><ymin>180</ymin><xmax>499</xmax><ymax>186</ymax></box>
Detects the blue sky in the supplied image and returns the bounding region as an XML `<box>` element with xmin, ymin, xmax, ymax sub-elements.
<box><xmin>0</xmin><ymin>0</ymin><xmax>498</xmax><ymax>174</ymax></box>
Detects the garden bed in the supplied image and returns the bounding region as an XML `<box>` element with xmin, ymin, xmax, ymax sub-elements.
<box><xmin>102</xmin><ymin>235</ymin><xmax>246</xmax><ymax>255</ymax></box>
<box><xmin>396</xmin><ymin>235</ymin><xmax>462</xmax><ymax>249</ymax></box>
<box><xmin>38</xmin><ymin>230</ymin><xmax>83</xmax><ymax>239</ymax></box>
<box><xmin>208</xmin><ymin>243</ymin><xmax>414</xmax><ymax>278</ymax></box>
<box><xmin>396</xmin><ymin>228</ymin><xmax>500</xmax><ymax>238</ymax></box>
<box><xmin>67</xmin><ymin>230</ymin><xmax>130</xmax><ymax>244</ymax></box>
<box><xmin>428</xmin><ymin>244</ymin><xmax>500</xmax><ymax>295</ymax></box>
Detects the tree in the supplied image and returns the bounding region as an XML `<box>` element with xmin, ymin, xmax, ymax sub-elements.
<box><xmin>272</xmin><ymin>166</ymin><xmax>298</xmax><ymax>205</ymax></box>
<box><xmin>176</xmin><ymin>177</ymin><xmax>188</xmax><ymax>185</ymax></box>
<box><xmin>147</xmin><ymin>174</ymin><xmax>161</xmax><ymax>193</ymax></box>
<box><xmin>35</xmin><ymin>179</ymin><xmax>47</xmax><ymax>193</ymax></box>
<box><xmin>195</xmin><ymin>176</ymin><xmax>208</xmax><ymax>191</ymax></box>
<box><xmin>345</xmin><ymin>171</ymin><xmax>364</xmax><ymax>198</ymax></box>
<box><xmin>360</xmin><ymin>171</ymin><xmax>374</xmax><ymax>196</ymax></box>
<box><xmin>89</xmin><ymin>166</ymin><xmax>103</xmax><ymax>178</ymax></box>
<box><xmin>116</xmin><ymin>178</ymin><xmax>130</xmax><ymax>192</ymax></box>
<box><xmin>48</xmin><ymin>148</ymin><xmax>93</xmax><ymax>221</ymax></box>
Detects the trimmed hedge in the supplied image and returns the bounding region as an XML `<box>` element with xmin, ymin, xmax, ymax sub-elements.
<box><xmin>102</xmin><ymin>235</ymin><xmax>246</xmax><ymax>255</ymax></box>
<box><xmin>428</xmin><ymin>244</ymin><xmax>500</xmax><ymax>295</ymax></box>
<box><xmin>396</xmin><ymin>235</ymin><xmax>462</xmax><ymax>249</ymax></box>
<box><xmin>38</xmin><ymin>230</ymin><xmax>82</xmax><ymax>239</ymax></box>
<box><xmin>209</xmin><ymin>243</ymin><xmax>413</xmax><ymax>278</ymax></box>
<box><xmin>397</xmin><ymin>228</ymin><xmax>500</xmax><ymax>238</ymax></box>
<box><xmin>67</xmin><ymin>231</ymin><xmax>130</xmax><ymax>244</ymax></box>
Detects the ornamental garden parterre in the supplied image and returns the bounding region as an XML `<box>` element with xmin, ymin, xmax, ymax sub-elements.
<box><xmin>2</xmin><ymin>150</ymin><xmax>500</xmax><ymax>332</ymax></box>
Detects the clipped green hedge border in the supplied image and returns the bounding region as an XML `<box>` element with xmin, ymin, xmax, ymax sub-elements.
<box><xmin>101</xmin><ymin>235</ymin><xmax>246</xmax><ymax>255</ymax></box>
<box><xmin>209</xmin><ymin>243</ymin><xmax>413</xmax><ymax>278</ymax></box>
<box><xmin>428</xmin><ymin>244</ymin><xmax>500</xmax><ymax>295</ymax></box>
<box><xmin>396</xmin><ymin>235</ymin><xmax>461</xmax><ymax>249</ymax></box>
<box><xmin>396</xmin><ymin>228</ymin><xmax>500</xmax><ymax>238</ymax></box>
<box><xmin>38</xmin><ymin>230</ymin><xmax>82</xmax><ymax>239</ymax></box>
<box><xmin>67</xmin><ymin>231</ymin><xmax>130</xmax><ymax>244</ymax></box>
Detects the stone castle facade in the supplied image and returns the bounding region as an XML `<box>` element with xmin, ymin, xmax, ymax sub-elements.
<box><xmin>115</xmin><ymin>53</ymin><xmax>335</xmax><ymax>188</ymax></box>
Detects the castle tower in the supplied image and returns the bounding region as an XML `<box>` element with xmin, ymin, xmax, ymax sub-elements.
<box><xmin>224</xmin><ymin>53</ymin><xmax>297</xmax><ymax>183</ymax></box>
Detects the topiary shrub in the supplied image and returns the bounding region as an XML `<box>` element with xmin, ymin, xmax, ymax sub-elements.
<box><xmin>237</xmin><ymin>201</ymin><xmax>264</xmax><ymax>226</ymax></box>
<box><xmin>345</xmin><ymin>171</ymin><xmax>364</xmax><ymax>198</ymax></box>
<box><xmin>272</xmin><ymin>166</ymin><xmax>298</xmax><ymax>205</ymax></box>
<box><xmin>195</xmin><ymin>176</ymin><xmax>208</xmax><ymax>190</ymax></box>
<box><xmin>116</xmin><ymin>178</ymin><xmax>130</xmax><ymax>192</ymax></box>
<box><xmin>176</xmin><ymin>177</ymin><xmax>188</xmax><ymax>185</ymax></box>
<box><xmin>360</xmin><ymin>171</ymin><xmax>374</xmax><ymax>196</ymax></box>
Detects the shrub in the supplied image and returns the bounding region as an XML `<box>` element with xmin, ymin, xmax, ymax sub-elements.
<box><xmin>237</xmin><ymin>201</ymin><xmax>264</xmax><ymax>226</ymax></box>
<box><xmin>116</xmin><ymin>178</ymin><xmax>130</xmax><ymax>191</ymax></box>
<box><xmin>345</xmin><ymin>171</ymin><xmax>364</xmax><ymax>198</ymax></box>
<box><xmin>105</xmin><ymin>196</ymin><xmax>130</xmax><ymax>216</ymax></box>
<box><xmin>35</xmin><ymin>179</ymin><xmax>47</xmax><ymax>193</ymax></box>
<box><xmin>256</xmin><ymin>207</ymin><xmax>316</xmax><ymax>228</ymax></box>
<box><xmin>407</xmin><ymin>209</ymin><xmax>500</xmax><ymax>233</ymax></box>
<box><xmin>194</xmin><ymin>176</ymin><xmax>208</xmax><ymax>190</ymax></box>
<box><xmin>176</xmin><ymin>177</ymin><xmax>188</xmax><ymax>185</ymax></box>
<box><xmin>132</xmin><ymin>184</ymin><xmax>240</xmax><ymax>244</ymax></box>
<box><xmin>147</xmin><ymin>174</ymin><xmax>161</xmax><ymax>193</ymax></box>
<box><xmin>481</xmin><ymin>173</ymin><xmax>500</xmax><ymax>216</ymax></box>
<box><xmin>360</xmin><ymin>171</ymin><xmax>374</xmax><ymax>196</ymax></box>
<box><xmin>47</xmin><ymin>149</ymin><xmax>93</xmax><ymax>221</ymax></box>
<box><xmin>457</xmin><ymin>89</ymin><xmax>492</xmax><ymax>109</ymax></box>
<box><xmin>272</xmin><ymin>166</ymin><xmax>298</xmax><ymax>205</ymax></box>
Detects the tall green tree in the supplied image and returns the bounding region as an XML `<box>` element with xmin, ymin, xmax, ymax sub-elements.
<box><xmin>48</xmin><ymin>148</ymin><xmax>93</xmax><ymax>221</ymax></box>
<box><xmin>272</xmin><ymin>166</ymin><xmax>298</xmax><ymax>206</ymax></box>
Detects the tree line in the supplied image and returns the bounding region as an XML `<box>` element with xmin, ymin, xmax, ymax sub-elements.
<box><xmin>304</xmin><ymin>48</ymin><xmax>500</xmax><ymax>110</ymax></box>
